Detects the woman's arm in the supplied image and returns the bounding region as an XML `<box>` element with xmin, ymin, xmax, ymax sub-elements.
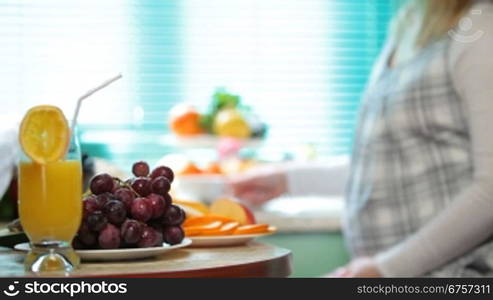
<box><xmin>229</xmin><ymin>159</ymin><xmax>349</xmax><ymax>206</ymax></box>
<box><xmin>375</xmin><ymin>8</ymin><xmax>493</xmax><ymax>277</ymax></box>
<box><xmin>285</xmin><ymin>159</ymin><xmax>349</xmax><ymax>196</ymax></box>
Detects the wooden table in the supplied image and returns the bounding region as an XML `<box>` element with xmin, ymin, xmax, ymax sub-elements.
<box><xmin>0</xmin><ymin>242</ymin><xmax>292</xmax><ymax>278</ymax></box>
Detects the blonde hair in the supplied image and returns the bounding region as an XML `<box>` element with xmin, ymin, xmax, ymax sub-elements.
<box><xmin>393</xmin><ymin>0</ymin><xmax>474</xmax><ymax>47</ymax></box>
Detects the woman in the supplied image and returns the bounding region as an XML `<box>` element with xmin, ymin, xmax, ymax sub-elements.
<box><xmin>230</xmin><ymin>0</ymin><xmax>493</xmax><ymax>277</ymax></box>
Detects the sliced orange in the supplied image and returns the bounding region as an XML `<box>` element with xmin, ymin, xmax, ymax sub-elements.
<box><xmin>233</xmin><ymin>224</ymin><xmax>270</xmax><ymax>235</ymax></box>
<box><xmin>183</xmin><ymin>221</ymin><xmax>223</xmax><ymax>236</ymax></box>
<box><xmin>183</xmin><ymin>215</ymin><xmax>234</xmax><ymax>227</ymax></box>
<box><xmin>218</xmin><ymin>221</ymin><xmax>240</xmax><ymax>235</ymax></box>
<box><xmin>184</xmin><ymin>227</ymin><xmax>203</xmax><ymax>237</ymax></box>
<box><xmin>199</xmin><ymin>221</ymin><xmax>240</xmax><ymax>236</ymax></box>
<box><xmin>19</xmin><ymin>105</ymin><xmax>70</xmax><ymax>164</ymax></box>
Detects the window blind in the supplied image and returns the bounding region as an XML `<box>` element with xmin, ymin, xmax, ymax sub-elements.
<box><xmin>181</xmin><ymin>0</ymin><xmax>401</xmax><ymax>159</ymax></box>
<box><xmin>0</xmin><ymin>0</ymin><xmax>133</xmax><ymax>124</ymax></box>
<box><xmin>0</xmin><ymin>0</ymin><xmax>402</xmax><ymax>169</ymax></box>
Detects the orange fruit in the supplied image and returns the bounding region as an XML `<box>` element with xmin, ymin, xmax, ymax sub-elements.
<box><xmin>178</xmin><ymin>162</ymin><xmax>203</xmax><ymax>176</ymax></box>
<box><xmin>183</xmin><ymin>221</ymin><xmax>223</xmax><ymax>236</ymax></box>
<box><xmin>19</xmin><ymin>105</ymin><xmax>70</xmax><ymax>164</ymax></box>
<box><xmin>233</xmin><ymin>224</ymin><xmax>270</xmax><ymax>235</ymax></box>
<box><xmin>203</xmin><ymin>162</ymin><xmax>223</xmax><ymax>175</ymax></box>
<box><xmin>169</xmin><ymin>104</ymin><xmax>204</xmax><ymax>136</ymax></box>
<box><xmin>183</xmin><ymin>215</ymin><xmax>234</xmax><ymax>227</ymax></box>
<box><xmin>184</xmin><ymin>227</ymin><xmax>202</xmax><ymax>237</ymax></box>
<box><xmin>200</xmin><ymin>221</ymin><xmax>239</xmax><ymax>236</ymax></box>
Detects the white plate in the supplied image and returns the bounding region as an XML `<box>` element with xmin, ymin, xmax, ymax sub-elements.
<box><xmin>14</xmin><ymin>238</ymin><xmax>192</xmax><ymax>261</ymax></box>
<box><xmin>189</xmin><ymin>228</ymin><xmax>276</xmax><ymax>247</ymax></box>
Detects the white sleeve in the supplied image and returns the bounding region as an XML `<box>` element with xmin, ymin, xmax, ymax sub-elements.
<box><xmin>285</xmin><ymin>158</ymin><xmax>350</xmax><ymax>196</ymax></box>
<box><xmin>375</xmin><ymin>5</ymin><xmax>493</xmax><ymax>277</ymax></box>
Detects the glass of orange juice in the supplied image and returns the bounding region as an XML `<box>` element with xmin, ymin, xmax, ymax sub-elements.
<box><xmin>18</xmin><ymin>106</ymin><xmax>82</xmax><ymax>273</ymax></box>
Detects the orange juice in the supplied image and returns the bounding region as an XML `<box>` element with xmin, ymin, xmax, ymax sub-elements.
<box><xmin>18</xmin><ymin>160</ymin><xmax>82</xmax><ymax>243</ymax></box>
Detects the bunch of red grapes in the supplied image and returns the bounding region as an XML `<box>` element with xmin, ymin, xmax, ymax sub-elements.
<box><xmin>73</xmin><ymin>162</ymin><xmax>186</xmax><ymax>249</ymax></box>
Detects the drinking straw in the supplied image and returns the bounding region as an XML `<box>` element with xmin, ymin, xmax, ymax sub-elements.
<box><xmin>70</xmin><ymin>73</ymin><xmax>123</xmax><ymax>130</ymax></box>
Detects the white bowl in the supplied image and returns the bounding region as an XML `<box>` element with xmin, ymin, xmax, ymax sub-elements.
<box><xmin>174</xmin><ymin>175</ymin><xmax>227</xmax><ymax>203</ymax></box>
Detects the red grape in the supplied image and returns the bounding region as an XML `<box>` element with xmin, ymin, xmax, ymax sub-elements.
<box><xmin>83</xmin><ymin>195</ymin><xmax>99</xmax><ymax>219</ymax></box>
<box><xmin>83</xmin><ymin>194</ymin><xmax>97</xmax><ymax>203</ymax></box>
<box><xmin>96</xmin><ymin>192</ymin><xmax>113</xmax><ymax>208</ymax></box>
<box><xmin>131</xmin><ymin>197</ymin><xmax>152</xmax><ymax>222</ymax></box>
<box><xmin>148</xmin><ymin>219</ymin><xmax>163</xmax><ymax>231</ymax></box>
<box><xmin>103</xmin><ymin>200</ymin><xmax>127</xmax><ymax>225</ymax></box>
<box><xmin>72</xmin><ymin>236</ymin><xmax>85</xmax><ymax>249</ymax></box>
<box><xmin>150</xmin><ymin>166</ymin><xmax>174</xmax><ymax>183</ymax></box>
<box><xmin>90</xmin><ymin>173</ymin><xmax>114</xmax><ymax>195</ymax></box>
<box><xmin>151</xmin><ymin>176</ymin><xmax>171</xmax><ymax>196</ymax></box>
<box><xmin>111</xmin><ymin>178</ymin><xmax>121</xmax><ymax>193</ymax></box>
<box><xmin>163</xmin><ymin>226</ymin><xmax>184</xmax><ymax>245</ymax></box>
<box><xmin>121</xmin><ymin>219</ymin><xmax>143</xmax><ymax>244</ymax></box>
<box><xmin>146</xmin><ymin>193</ymin><xmax>166</xmax><ymax>219</ymax></box>
<box><xmin>137</xmin><ymin>226</ymin><xmax>162</xmax><ymax>248</ymax></box>
<box><xmin>162</xmin><ymin>193</ymin><xmax>172</xmax><ymax>208</ymax></box>
<box><xmin>155</xmin><ymin>230</ymin><xmax>164</xmax><ymax>246</ymax></box>
<box><xmin>86</xmin><ymin>211</ymin><xmax>108</xmax><ymax>232</ymax></box>
<box><xmin>77</xmin><ymin>168</ymin><xmax>184</xmax><ymax>250</ymax></box>
<box><xmin>114</xmin><ymin>188</ymin><xmax>135</xmax><ymax>212</ymax></box>
<box><xmin>162</xmin><ymin>205</ymin><xmax>185</xmax><ymax>226</ymax></box>
<box><xmin>78</xmin><ymin>223</ymin><xmax>97</xmax><ymax>246</ymax></box>
<box><xmin>132</xmin><ymin>161</ymin><xmax>150</xmax><ymax>177</ymax></box>
<box><xmin>131</xmin><ymin>177</ymin><xmax>152</xmax><ymax>197</ymax></box>
<box><xmin>98</xmin><ymin>224</ymin><xmax>121</xmax><ymax>249</ymax></box>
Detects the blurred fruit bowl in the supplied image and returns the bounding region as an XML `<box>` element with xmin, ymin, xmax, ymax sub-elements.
<box><xmin>168</xmin><ymin>89</ymin><xmax>268</xmax><ymax>141</ymax></box>
<box><xmin>173</xmin><ymin>175</ymin><xmax>227</xmax><ymax>204</ymax></box>
<box><xmin>157</xmin><ymin>155</ymin><xmax>259</xmax><ymax>203</ymax></box>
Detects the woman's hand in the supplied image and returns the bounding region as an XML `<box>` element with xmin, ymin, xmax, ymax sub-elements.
<box><xmin>328</xmin><ymin>257</ymin><xmax>382</xmax><ymax>278</ymax></box>
<box><xmin>228</xmin><ymin>167</ymin><xmax>288</xmax><ymax>206</ymax></box>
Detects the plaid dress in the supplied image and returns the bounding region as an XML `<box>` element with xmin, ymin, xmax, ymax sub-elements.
<box><xmin>344</xmin><ymin>36</ymin><xmax>493</xmax><ymax>277</ymax></box>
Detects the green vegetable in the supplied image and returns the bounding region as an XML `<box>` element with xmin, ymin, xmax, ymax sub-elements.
<box><xmin>211</xmin><ymin>88</ymin><xmax>240</xmax><ymax>112</ymax></box>
<box><xmin>200</xmin><ymin>88</ymin><xmax>242</xmax><ymax>133</ymax></box>
<box><xmin>199</xmin><ymin>113</ymin><xmax>215</xmax><ymax>133</ymax></box>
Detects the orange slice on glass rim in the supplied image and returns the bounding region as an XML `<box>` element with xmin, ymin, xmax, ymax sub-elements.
<box><xmin>19</xmin><ymin>105</ymin><xmax>70</xmax><ymax>164</ymax></box>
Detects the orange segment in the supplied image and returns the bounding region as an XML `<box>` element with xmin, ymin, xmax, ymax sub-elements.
<box><xmin>19</xmin><ymin>105</ymin><xmax>70</xmax><ymax>164</ymax></box>
<box><xmin>183</xmin><ymin>220</ymin><xmax>223</xmax><ymax>236</ymax></box>
<box><xmin>199</xmin><ymin>221</ymin><xmax>240</xmax><ymax>236</ymax></box>
<box><xmin>183</xmin><ymin>215</ymin><xmax>234</xmax><ymax>227</ymax></box>
<box><xmin>233</xmin><ymin>224</ymin><xmax>269</xmax><ymax>235</ymax></box>
<box><xmin>218</xmin><ymin>221</ymin><xmax>240</xmax><ymax>235</ymax></box>
<box><xmin>184</xmin><ymin>227</ymin><xmax>203</xmax><ymax>237</ymax></box>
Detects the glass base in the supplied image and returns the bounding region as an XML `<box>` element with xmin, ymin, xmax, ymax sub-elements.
<box><xmin>24</xmin><ymin>241</ymin><xmax>80</xmax><ymax>274</ymax></box>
